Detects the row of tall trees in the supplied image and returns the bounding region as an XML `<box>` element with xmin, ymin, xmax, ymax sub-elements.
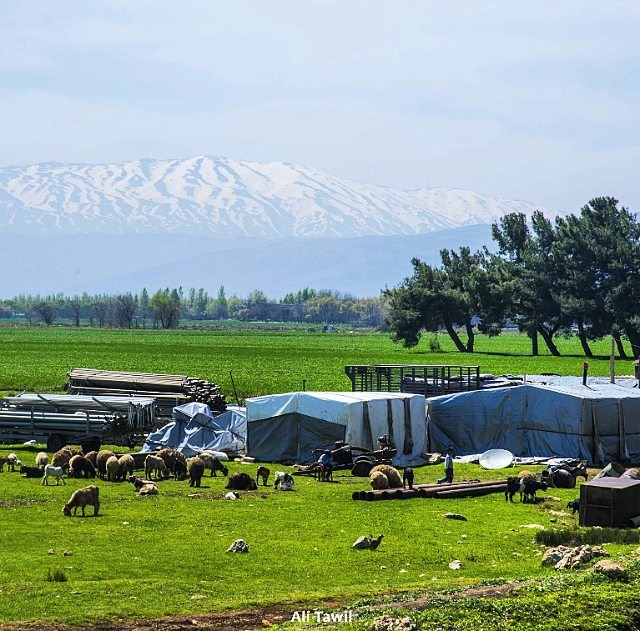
<box><xmin>385</xmin><ymin>197</ymin><xmax>640</xmax><ymax>357</ymax></box>
<box><xmin>2</xmin><ymin>286</ymin><xmax>385</xmax><ymax>329</ymax></box>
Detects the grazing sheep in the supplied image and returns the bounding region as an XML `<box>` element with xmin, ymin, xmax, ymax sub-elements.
<box><xmin>188</xmin><ymin>457</ymin><xmax>205</xmax><ymax>487</ymax></box>
<box><xmin>7</xmin><ymin>453</ymin><xmax>21</xmax><ymax>471</ymax></box>
<box><xmin>52</xmin><ymin>448</ymin><xmax>74</xmax><ymax>470</ymax></box>
<box><xmin>42</xmin><ymin>465</ymin><xmax>66</xmax><ymax>486</ymax></box>
<box><xmin>518</xmin><ymin>470</ymin><xmax>536</xmax><ymax>480</ymax></box>
<box><xmin>63</xmin><ymin>446</ymin><xmax>83</xmax><ymax>456</ymax></box>
<box><xmin>62</xmin><ymin>485</ymin><xmax>100</xmax><ymax>517</ymax></box>
<box><xmin>157</xmin><ymin>448</ymin><xmax>177</xmax><ymax>474</ymax></box>
<box><xmin>105</xmin><ymin>456</ymin><xmax>120</xmax><ymax>482</ymax></box>
<box><xmin>256</xmin><ymin>466</ymin><xmax>270</xmax><ymax>486</ymax></box>
<box><xmin>173</xmin><ymin>459</ymin><xmax>187</xmax><ymax>481</ymax></box>
<box><xmin>69</xmin><ymin>455</ymin><xmax>97</xmax><ymax>479</ymax></box>
<box><xmin>199</xmin><ymin>452</ymin><xmax>229</xmax><ymax>477</ymax></box>
<box><xmin>35</xmin><ymin>452</ymin><xmax>49</xmax><ymax>470</ymax></box>
<box><xmin>20</xmin><ymin>465</ymin><xmax>43</xmax><ymax>478</ymax></box>
<box><xmin>96</xmin><ymin>450</ymin><xmax>116</xmax><ymax>479</ymax></box>
<box><xmin>369</xmin><ymin>464</ymin><xmax>402</xmax><ymax>489</ymax></box>
<box><xmin>84</xmin><ymin>451</ymin><xmax>98</xmax><ymax>468</ymax></box>
<box><xmin>0</xmin><ymin>456</ymin><xmax>8</xmax><ymax>472</ymax></box>
<box><xmin>273</xmin><ymin>471</ymin><xmax>294</xmax><ymax>491</ymax></box>
<box><xmin>369</xmin><ymin>470</ymin><xmax>390</xmax><ymax>490</ymax></box>
<box><xmin>144</xmin><ymin>454</ymin><xmax>167</xmax><ymax>480</ymax></box>
<box><xmin>118</xmin><ymin>454</ymin><xmax>135</xmax><ymax>480</ymax></box>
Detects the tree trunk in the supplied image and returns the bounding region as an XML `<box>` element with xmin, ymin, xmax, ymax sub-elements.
<box><xmin>443</xmin><ymin>320</ymin><xmax>468</xmax><ymax>353</ymax></box>
<box><xmin>577</xmin><ymin>321</ymin><xmax>593</xmax><ymax>358</ymax></box>
<box><xmin>465</xmin><ymin>321</ymin><xmax>475</xmax><ymax>353</ymax></box>
<box><xmin>530</xmin><ymin>329</ymin><xmax>539</xmax><ymax>356</ymax></box>
<box><xmin>614</xmin><ymin>333</ymin><xmax>628</xmax><ymax>359</ymax></box>
<box><xmin>625</xmin><ymin>325</ymin><xmax>640</xmax><ymax>359</ymax></box>
<box><xmin>538</xmin><ymin>326</ymin><xmax>561</xmax><ymax>356</ymax></box>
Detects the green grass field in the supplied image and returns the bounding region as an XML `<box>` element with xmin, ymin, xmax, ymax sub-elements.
<box><xmin>1</xmin><ymin>326</ymin><xmax>639</xmax><ymax>629</ymax></box>
<box><xmin>2</xmin><ymin>445</ymin><xmax>637</xmax><ymax>629</ymax></box>
<box><xmin>0</xmin><ymin>326</ymin><xmax>634</xmax><ymax>400</ymax></box>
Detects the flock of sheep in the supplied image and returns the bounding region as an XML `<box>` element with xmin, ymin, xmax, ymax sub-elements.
<box><xmin>1</xmin><ymin>445</ymin><xmax>294</xmax><ymax>518</ymax></box>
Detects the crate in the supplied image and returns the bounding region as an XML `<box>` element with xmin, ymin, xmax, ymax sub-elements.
<box><xmin>579</xmin><ymin>477</ymin><xmax>640</xmax><ymax>527</ymax></box>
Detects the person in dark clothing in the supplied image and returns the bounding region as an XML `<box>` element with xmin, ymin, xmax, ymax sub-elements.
<box><xmin>437</xmin><ymin>447</ymin><xmax>455</xmax><ymax>484</ymax></box>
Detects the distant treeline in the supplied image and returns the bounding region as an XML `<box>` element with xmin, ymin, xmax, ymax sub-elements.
<box><xmin>386</xmin><ymin>196</ymin><xmax>640</xmax><ymax>358</ymax></box>
<box><xmin>1</xmin><ymin>287</ymin><xmax>386</xmax><ymax>329</ymax></box>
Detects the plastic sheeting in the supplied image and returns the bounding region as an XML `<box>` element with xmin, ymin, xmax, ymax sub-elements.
<box><xmin>141</xmin><ymin>403</ymin><xmax>246</xmax><ymax>457</ymax></box>
<box><xmin>427</xmin><ymin>383</ymin><xmax>640</xmax><ymax>465</ymax></box>
<box><xmin>246</xmin><ymin>391</ymin><xmax>426</xmax><ymax>465</ymax></box>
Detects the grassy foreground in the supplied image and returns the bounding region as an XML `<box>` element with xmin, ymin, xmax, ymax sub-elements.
<box><xmin>0</xmin><ymin>445</ymin><xmax>638</xmax><ymax>627</ymax></box>
<box><xmin>0</xmin><ymin>326</ymin><xmax>636</xmax><ymax>400</ymax></box>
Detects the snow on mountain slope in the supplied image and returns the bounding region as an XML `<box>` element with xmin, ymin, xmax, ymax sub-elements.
<box><xmin>0</xmin><ymin>156</ymin><xmax>549</xmax><ymax>237</ymax></box>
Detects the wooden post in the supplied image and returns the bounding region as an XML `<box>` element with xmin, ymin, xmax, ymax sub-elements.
<box><xmin>582</xmin><ymin>362</ymin><xmax>589</xmax><ymax>386</ymax></box>
<box><xmin>610</xmin><ymin>336</ymin><xmax>616</xmax><ymax>384</ymax></box>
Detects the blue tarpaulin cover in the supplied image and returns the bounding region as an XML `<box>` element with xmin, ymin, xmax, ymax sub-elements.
<box><xmin>141</xmin><ymin>403</ymin><xmax>246</xmax><ymax>457</ymax></box>
<box><xmin>427</xmin><ymin>383</ymin><xmax>640</xmax><ymax>465</ymax></box>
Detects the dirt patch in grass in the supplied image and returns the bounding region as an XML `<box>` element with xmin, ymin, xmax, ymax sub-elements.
<box><xmin>0</xmin><ymin>499</ymin><xmax>46</xmax><ymax>508</ymax></box>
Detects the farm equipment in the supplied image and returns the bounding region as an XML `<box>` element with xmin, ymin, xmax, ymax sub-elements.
<box><xmin>294</xmin><ymin>437</ymin><xmax>397</xmax><ymax>477</ymax></box>
<box><xmin>0</xmin><ymin>393</ymin><xmax>158</xmax><ymax>452</ymax></box>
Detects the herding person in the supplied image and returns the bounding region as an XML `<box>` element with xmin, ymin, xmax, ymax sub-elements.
<box><xmin>437</xmin><ymin>447</ymin><xmax>455</xmax><ymax>484</ymax></box>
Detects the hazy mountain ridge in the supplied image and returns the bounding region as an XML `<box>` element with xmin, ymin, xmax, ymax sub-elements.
<box><xmin>0</xmin><ymin>156</ymin><xmax>548</xmax><ymax>238</ymax></box>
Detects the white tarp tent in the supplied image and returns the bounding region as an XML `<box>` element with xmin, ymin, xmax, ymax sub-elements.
<box><xmin>246</xmin><ymin>391</ymin><xmax>426</xmax><ymax>465</ymax></box>
<box><xmin>427</xmin><ymin>383</ymin><xmax>640</xmax><ymax>465</ymax></box>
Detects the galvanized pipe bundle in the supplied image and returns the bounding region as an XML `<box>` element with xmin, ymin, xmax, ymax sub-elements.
<box><xmin>0</xmin><ymin>409</ymin><xmax>112</xmax><ymax>434</ymax></box>
<box><xmin>352</xmin><ymin>479</ymin><xmax>507</xmax><ymax>501</ymax></box>
<box><xmin>4</xmin><ymin>393</ymin><xmax>157</xmax><ymax>429</ymax></box>
<box><xmin>67</xmin><ymin>368</ymin><xmax>226</xmax><ymax>415</ymax></box>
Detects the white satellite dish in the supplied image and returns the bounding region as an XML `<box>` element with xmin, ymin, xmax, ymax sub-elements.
<box><xmin>479</xmin><ymin>448</ymin><xmax>514</xmax><ymax>470</ymax></box>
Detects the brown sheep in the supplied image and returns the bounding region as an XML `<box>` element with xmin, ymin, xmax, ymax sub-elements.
<box><xmin>188</xmin><ymin>457</ymin><xmax>205</xmax><ymax>487</ymax></box>
<box><xmin>105</xmin><ymin>456</ymin><xmax>121</xmax><ymax>482</ymax></box>
<box><xmin>226</xmin><ymin>471</ymin><xmax>257</xmax><ymax>491</ymax></box>
<box><xmin>0</xmin><ymin>456</ymin><xmax>8</xmax><ymax>472</ymax></box>
<box><xmin>69</xmin><ymin>455</ymin><xmax>96</xmax><ymax>479</ymax></box>
<box><xmin>52</xmin><ymin>447</ymin><xmax>74</xmax><ymax>470</ymax></box>
<box><xmin>369</xmin><ymin>470</ymin><xmax>390</xmax><ymax>490</ymax></box>
<box><xmin>157</xmin><ymin>448</ymin><xmax>177</xmax><ymax>474</ymax></box>
<box><xmin>63</xmin><ymin>485</ymin><xmax>100</xmax><ymax>517</ymax></box>
<box><xmin>118</xmin><ymin>454</ymin><xmax>135</xmax><ymax>480</ymax></box>
<box><xmin>96</xmin><ymin>450</ymin><xmax>115</xmax><ymax>479</ymax></box>
<box><xmin>369</xmin><ymin>464</ymin><xmax>402</xmax><ymax>489</ymax></box>
<box><xmin>256</xmin><ymin>466</ymin><xmax>270</xmax><ymax>486</ymax></box>
<box><xmin>63</xmin><ymin>445</ymin><xmax>83</xmax><ymax>457</ymax></box>
<box><xmin>84</xmin><ymin>451</ymin><xmax>98</xmax><ymax>468</ymax></box>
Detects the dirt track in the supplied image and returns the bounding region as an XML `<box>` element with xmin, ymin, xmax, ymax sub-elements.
<box><xmin>0</xmin><ymin>583</ymin><xmax>523</xmax><ymax>630</ymax></box>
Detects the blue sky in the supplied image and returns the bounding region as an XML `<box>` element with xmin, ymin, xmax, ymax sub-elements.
<box><xmin>1</xmin><ymin>1</ymin><xmax>639</xmax><ymax>210</ymax></box>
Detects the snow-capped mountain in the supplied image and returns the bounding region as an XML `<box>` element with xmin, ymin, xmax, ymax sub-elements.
<box><xmin>0</xmin><ymin>156</ymin><xmax>548</xmax><ymax>237</ymax></box>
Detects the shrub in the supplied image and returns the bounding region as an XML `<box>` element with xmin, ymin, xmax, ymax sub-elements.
<box><xmin>429</xmin><ymin>334</ymin><xmax>442</xmax><ymax>352</ymax></box>
<box><xmin>46</xmin><ymin>569</ymin><xmax>68</xmax><ymax>583</ymax></box>
<box><xmin>536</xmin><ymin>527</ymin><xmax>640</xmax><ymax>547</ymax></box>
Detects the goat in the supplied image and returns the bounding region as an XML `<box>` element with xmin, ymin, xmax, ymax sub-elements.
<box><xmin>42</xmin><ymin>465</ymin><xmax>66</xmax><ymax>486</ymax></box>
<box><xmin>256</xmin><ymin>465</ymin><xmax>270</xmax><ymax>486</ymax></box>
<box><xmin>20</xmin><ymin>465</ymin><xmax>43</xmax><ymax>478</ymax></box>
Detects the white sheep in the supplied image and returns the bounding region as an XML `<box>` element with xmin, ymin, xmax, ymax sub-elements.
<box><xmin>7</xmin><ymin>453</ymin><xmax>21</xmax><ymax>471</ymax></box>
<box><xmin>35</xmin><ymin>452</ymin><xmax>49</xmax><ymax>470</ymax></box>
<box><xmin>42</xmin><ymin>465</ymin><xmax>66</xmax><ymax>486</ymax></box>
<box><xmin>105</xmin><ymin>456</ymin><xmax>121</xmax><ymax>482</ymax></box>
<box><xmin>144</xmin><ymin>454</ymin><xmax>167</xmax><ymax>480</ymax></box>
